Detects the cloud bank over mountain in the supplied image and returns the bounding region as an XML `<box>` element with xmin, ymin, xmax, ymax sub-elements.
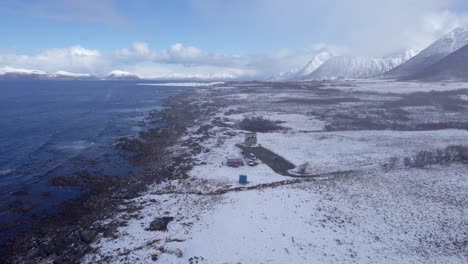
<box><xmin>0</xmin><ymin>0</ymin><xmax>467</xmax><ymax>79</ymax></box>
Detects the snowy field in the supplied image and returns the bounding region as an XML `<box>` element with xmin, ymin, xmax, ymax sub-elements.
<box><xmin>321</xmin><ymin>79</ymin><xmax>468</xmax><ymax>94</ymax></box>
<box><xmin>83</xmin><ymin>80</ymin><xmax>468</xmax><ymax>263</ymax></box>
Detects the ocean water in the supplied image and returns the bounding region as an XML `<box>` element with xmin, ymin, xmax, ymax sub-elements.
<box><xmin>0</xmin><ymin>81</ymin><xmax>185</xmax><ymax>240</ymax></box>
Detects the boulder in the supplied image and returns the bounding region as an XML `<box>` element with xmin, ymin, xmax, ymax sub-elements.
<box><xmin>149</xmin><ymin>217</ymin><xmax>174</xmax><ymax>231</ymax></box>
<box><xmin>80</xmin><ymin>229</ymin><xmax>98</xmax><ymax>244</ymax></box>
<box><xmin>51</xmin><ymin>176</ymin><xmax>80</xmax><ymax>187</ymax></box>
<box><xmin>39</xmin><ymin>243</ymin><xmax>55</xmax><ymax>257</ymax></box>
<box><xmin>103</xmin><ymin>225</ymin><xmax>118</xmax><ymax>238</ymax></box>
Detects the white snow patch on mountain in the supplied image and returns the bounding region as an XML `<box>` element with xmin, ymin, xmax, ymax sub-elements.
<box><xmin>54</xmin><ymin>71</ymin><xmax>93</xmax><ymax>77</ymax></box>
<box><xmin>108</xmin><ymin>70</ymin><xmax>135</xmax><ymax>77</ymax></box>
<box><xmin>270</xmin><ymin>49</ymin><xmax>335</xmax><ymax>81</ymax></box>
<box><xmin>0</xmin><ymin>66</ymin><xmax>47</xmax><ymax>75</ymax></box>
<box><xmin>137</xmin><ymin>82</ymin><xmax>224</xmax><ymax>87</ymax></box>
<box><xmin>302</xmin><ymin>48</ymin><xmax>420</xmax><ymax>80</ymax></box>
<box><xmin>295</xmin><ymin>50</ymin><xmax>334</xmax><ymax>78</ymax></box>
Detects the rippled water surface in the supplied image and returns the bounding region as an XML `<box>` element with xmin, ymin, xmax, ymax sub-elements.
<box><xmin>0</xmin><ymin>81</ymin><xmax>184</xmax><ymax>240</ymax></box>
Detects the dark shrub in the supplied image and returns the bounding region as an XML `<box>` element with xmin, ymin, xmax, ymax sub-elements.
<box><xmin>239</xmin><ymin>116</ymin><xmax>285</xmax><ymax>133</ymax></box>
<box><xmin>297</xmin><ymin>162</ymin><xmax>311</xmax><ymax>176</ymax></box>
<box><xmin>403</xmin><ymin>145</ymin><xmax>468</xmax><ymax>168</ymax></box>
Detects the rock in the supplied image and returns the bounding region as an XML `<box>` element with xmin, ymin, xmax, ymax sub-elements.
<box><xmin>51</xmin><ymin>176</ymin><xmax>80</xmax><ymax>187</ymax></box>
<box><xmin>103</xmin><ymin>225</ymin><xmax>118</xmax><ymax>238</ymax></box>
<box><xmin>16</xmin><ymin>200</ymin><xmax>35</xmax><ymax>213</ymax></box>
<box><xmin>53</xmin><ymin>258</ymin><xmax>64</xmax><ymax>264</ymax></box>
<box><xmin>149</xmin><ymin>217</ymin><xmax>174</xmax><ymax>231</ymax></box>
<box><xmin>11</xmin><ymin>189</ymin><xmax>29</xmax><ymax>196</ymax></box>
<box><xmin>41</xmin><ymin>243</ymin><xmax>55</xmax><ymax>256</ymax></box>
<box><xmin>80</xmin><ymin>229</ymin><xmax>98</xmax><ymax>244</ymax></box>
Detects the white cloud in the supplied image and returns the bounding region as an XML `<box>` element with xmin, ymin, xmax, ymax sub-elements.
<box><xmin>410</xmin><ymin>10</ymin><xmax>468</xmax><ymax>49</ymax></box>
<box><xmin>0</xmin><ymin>45</ymin><xmax>104</xmax><ymax>73</ymax></box>
<box><xmin>189</xmin><ymin>0</ymin><xmax>468</xmax><ymax>56</ymax></box>
<box><xmin>0</xmin><ymin>43</ymin><xmax>255</xmax><ymax>79</ymax></box>
<box><xmin>113</xmin><ymin>42</ymin><xmax>153</xmax><ymax>62</ymax></box>
<box><xmin>152</xmin><ymin>43</ymin><xmax>248</xmax><ymax>67</ymax></box>
<box><xmin>127</xmin><ymin>64</ymin><xmax>255</xmax><ymax>80</ymax></box>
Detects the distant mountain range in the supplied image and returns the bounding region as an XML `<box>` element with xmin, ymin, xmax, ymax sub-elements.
<box><xmin>0</xmin><ymin>67</ymin><xmax>140</xmax><ymax>81</ymax></box>
<box><xmin>273</xmin><ymin>25</ymin><xmax>468</xmax><ymax>82</ymax></box>
<box><xmin>302</xmin><ymin>49</ymin><xmax>418</xmax><ymax>80</ymax></box>
<box><xmin>272</xmin><ymin>48</ymin><xmax>419</xmax><ymax>81</ymax></box>
<box><xmin>3</xmin><ymin>25</ymin><xmax>468</xmax><ymax>82</ymax></box>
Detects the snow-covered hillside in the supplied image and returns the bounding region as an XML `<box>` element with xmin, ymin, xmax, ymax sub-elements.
<box><xmin>301</xmin><ymin>49</ymin><xmax>418</xmax><ymax>80</ymax></box>
<box><xmin>0</xmin><ymin>66</ymin><xmax>47</xmax><ymax>75</ymax></box>
<box><xmin>270</xmin><ymin>50</ymin><xmax>334</xmax><ymax>81</ymax></box>
<box><xmin>404</xmin><ymin>43</ymin><xmax>468</xmax><ymax>81</ymax></box>
<box><xmin>106</xmin><ymin>70</ymin><xmax>140</xmax><ymax>80</ymax></box>
<box><xmin>383</xmin><ymin>25</ymin><xmax>468</xmax><ymax>79</ymax></box>
<box><xmin>0</xmin><ymin>66</ymin><xmax>98</xmax><ymax>80</ymax></box>
<box><xmin>294</xmin><ymin>50</ymin><xmax>334</xmax><ymax>78</ymax></box>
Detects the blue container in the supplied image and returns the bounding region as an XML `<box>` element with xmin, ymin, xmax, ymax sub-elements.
<box><xmin>239</xmin><ymin>175</ymin><xmax>248</xmax><ymax>184</ymax></box>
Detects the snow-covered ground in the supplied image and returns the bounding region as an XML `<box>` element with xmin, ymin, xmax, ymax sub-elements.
<box><xmin>324</xmin><ymin>80</ymin><xmax>468</xmax><ymax>93</ymax></box>
<box><xmin>260</xmin><ymin>129</ymin><xmax>468</xmax><ymax>173</ymax></box>
<box><xmin>179</xmin><ymin>166</ymin><xmax>466</xmax><ymax>264</ymax></box>
<box><xmin>83</xmin><ymin>80</ymin><xmax>468</xmax><ymax>264</ymax></box>
<box><xmin>137</xmin><ymin>82</ymin><xmax>224</xmax><ymax>87</ymax></box>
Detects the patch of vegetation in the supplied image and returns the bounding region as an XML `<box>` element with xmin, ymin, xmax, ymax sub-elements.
<box><xmin>297</xmin><ymin>162</ymin><xmax>312</xmax><ymax>176</ymax></box>
<box><xmin>403</xmin><ymin>145</ymin><xmax>468</xmax><ymax>168</ymax></box>
<box><xmin>239</xmin><ymin>116</ymin><xmax>285</xmax><ymax>132</ymax></box>
<box><xmin>278</xmin><ymin>97</ymin><xmax>360</xmax><ymax>105</ymax></box>
<box><xmin>385</xmin><ymin>90</ymin><xmax>467</xmax><ymax>112</ymax></box>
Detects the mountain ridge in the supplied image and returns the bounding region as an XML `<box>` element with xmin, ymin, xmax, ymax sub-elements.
<box><xmin>383</xmin><ymin>25</ymin><xmax>468</xmax><ymax>79</ymax></box>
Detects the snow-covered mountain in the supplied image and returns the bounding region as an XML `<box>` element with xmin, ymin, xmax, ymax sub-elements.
<box><xmin>404</xmin><ymin>43</ymin><xmax>468</xmax><ymax>81</ymax></box>
<box><xmin>106</xmin><ymin>70</ymin><xmax>140</xmax><ymax>80</ymax></box>
<box><xmin>0</xmin><ymin>67</ymin><xmax>98</xmax><ymax>80</ymax></box>
<box><xmin>383</xmin><ymin>25</ymin><xmax>468</xmax><ymax>79</ymax></box>
<box><xmin>0</xmin><ymin>66</ymin><xmax>47</xmax><ymax>80</ymax></box>
<box><xmin>0</xmin><ymin>67</ymin><xmax>142</xmax><ymax>80</ymax></box>
<box><xmin>301</xmin><ymin>48</ymin><xmax>419</xmax><ymax>80</ymax></box>
<box><xmin>294</xmin><ymin>50</ymin><xmax>334</xmax><ymax>78</ymax></box>
<box><xmin>269</xmin><ymin>50</ymin><xmax>334</xmax><ymax>81</ymax></box>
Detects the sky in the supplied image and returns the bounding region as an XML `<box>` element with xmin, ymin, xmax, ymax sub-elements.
<box><xmin>0</xmin><ymin>0</ymin><xmax>467</xmax><ymax>79</ymax></box>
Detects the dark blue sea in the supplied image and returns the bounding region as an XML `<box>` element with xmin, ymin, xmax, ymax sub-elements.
<box><xmin>0</xmin><ymin>81</ymin><xmax>185</xmax><ymax>241</ymax></box>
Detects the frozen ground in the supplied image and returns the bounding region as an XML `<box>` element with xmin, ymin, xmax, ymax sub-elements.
<box><xmin>179</xmin><ymin>166</ymin><xmax>467</xmax><ymax>264</ymax></box>
<box><xmin>83</xmin><ymin>80</ymin><xmax>468</xmax><ymax>263</ymax></box>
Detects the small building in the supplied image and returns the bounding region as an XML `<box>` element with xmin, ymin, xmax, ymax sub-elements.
<box><xmin>244</xmin><ymin>132</ymin><xmax>257</xmax><ymax>146</ymax></box>
<box><xmin>226</xmin><ymin>158</ymin><xmax>244</xmax><ymax>167</ymax></box>
<box><xmin>239</xmin><ymin>175</ymin><xmax>248</xmax><ymax>184</ymax></box>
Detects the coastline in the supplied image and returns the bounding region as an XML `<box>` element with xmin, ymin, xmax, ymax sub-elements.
<box><xmin>3</xmin><ymin>80</ymin><xmax>467</xmax><ymax>263</ymax></box>
<box><xmin>1</xmin><ymin>87</ymin><xmax>217</xmax><ymax>263</ymax></box>
<box><xmin>81</xmin><ymin>81</ymin><xmax>466</xmax><ymax>263</ymax></box>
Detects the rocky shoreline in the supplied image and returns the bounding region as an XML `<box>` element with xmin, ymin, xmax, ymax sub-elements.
<box><xmin>1</xmin><ymin>88</ymin><xmax>221</xmax><ymax>264</ymax></box>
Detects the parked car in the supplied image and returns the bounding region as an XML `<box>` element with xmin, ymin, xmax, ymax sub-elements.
<box><xmin>247</xmin><ymin>153</ymin><xmax>256</xmax><ymax>160</ymax></box>
<box><xmin>226</xmin><ymin>158</ymin><xmax>244</xmax><ymax>167</ymax></box>
<box><xmin>247</xmin><ymin>160</ymin><xmax>256</xmax><ymax>166</ymax></box>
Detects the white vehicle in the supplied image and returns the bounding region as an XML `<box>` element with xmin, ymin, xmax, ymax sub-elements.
<box><xmin>247</xmin><ymin>153</ymin><xmax>257</xmax><ymax>160</ymax></box>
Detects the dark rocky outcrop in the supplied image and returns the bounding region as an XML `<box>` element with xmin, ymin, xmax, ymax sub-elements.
<box><xmin>79</xmin><ymin>229</ymin><xmax>98</xmax><ymax>244</ymax></box>
<box><xmin>149</xmin><ymin>217</ymin><xmax>174</xmax><ymax>231</ymax></box>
